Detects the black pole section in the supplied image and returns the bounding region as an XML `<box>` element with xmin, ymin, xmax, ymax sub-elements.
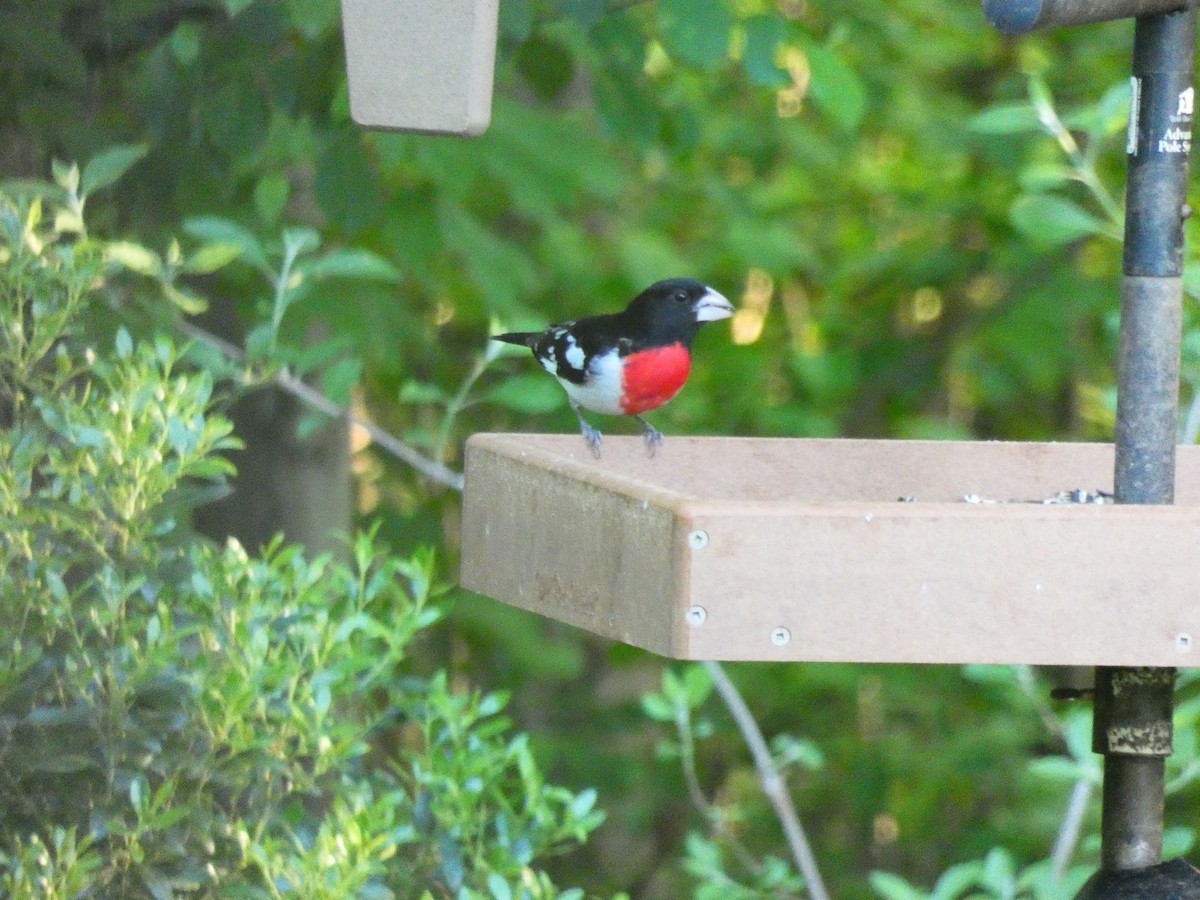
<box><xmin>1079</xmin><ymin>6</ymin><xmax>1198</xmax><ymax>898</ymax></box>
<box><xmin>1114</xmin><ymin>8</ymin><xmax>1194</xmax><ymax>501</ymax></box>
<box><xmin>983</xmin><ymin>0</ymin><xmax>1187</xmax><ymax>34</ymax></box>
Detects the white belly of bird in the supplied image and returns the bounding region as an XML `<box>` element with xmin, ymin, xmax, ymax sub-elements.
<box><xmin>556</xmin><ymin>349</ymin><xmax>624</xmax><ymax>416</ymax></box>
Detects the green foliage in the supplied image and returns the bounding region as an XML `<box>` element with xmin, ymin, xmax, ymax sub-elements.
<box><xmin>683</xmin><ymin>831</ymin><xmax>807</xmax><ymax>899</ymax></box>
<box><xmin>0</xmin><ymin>173</ymin><xmax>601</xmax><ymax>897</ymax></box>
<box><xmin>642</xmin><ymin>665</ymin><xmax>824</xmax><ymax>895</ymax></box>
<box><xmin>9</xmin><ymin>1</ymin><xmax>1200</xmax><ymax>897</ymax></box>
<box><xmin>870</xmin><ymin>847</ymin><xmax>1095</xmax><ymax>900</ymax></box>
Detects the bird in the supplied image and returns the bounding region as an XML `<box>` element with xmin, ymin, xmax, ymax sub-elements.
<box><xmin>492</xmin><ymin>278</ymin><xmax>734</xmax><ymax>458</ymax></box>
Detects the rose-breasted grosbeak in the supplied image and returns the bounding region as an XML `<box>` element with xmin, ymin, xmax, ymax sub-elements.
<box><xmin>493</xmin><ymin>278</ymin><xmax>734</xmax><ymax>457</ymax></box>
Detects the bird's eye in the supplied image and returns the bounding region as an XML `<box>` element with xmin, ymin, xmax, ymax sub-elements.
<box><xmin>672</xmin><ymin>290</ymin><xmax>689</xmax><ymax>303</ymax></box>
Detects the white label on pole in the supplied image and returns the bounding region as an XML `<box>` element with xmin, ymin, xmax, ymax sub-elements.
<box><xmin>1127</xmin><ymin>76</ymin><xmax>1141</xmax><ymax>157</ymax></box>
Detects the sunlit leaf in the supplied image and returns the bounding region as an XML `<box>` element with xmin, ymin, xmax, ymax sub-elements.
<box><xmin>106</xmin><ymin>241</ymin><xmax>162</xmax><ymax>277</ymax></box>
<box><xmin>163</xmin><ymin>282</ymin><xmax>209</xmax><ymax>315</ymax></box>
<box><xmin>183</xmin><ymin>243</ymin><xmax>241</xmax><ymax>275</ymax></box>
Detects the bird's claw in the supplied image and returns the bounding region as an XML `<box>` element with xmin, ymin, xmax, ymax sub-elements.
<box><xmin>580</xmin><ymin>423</ymin><xmax>603</xmax><ymax>459</ymax></box>
<box><xmin>639</xmin><ymin>421</ymin><xmax>663</xmax><ymax>458</ymax></box>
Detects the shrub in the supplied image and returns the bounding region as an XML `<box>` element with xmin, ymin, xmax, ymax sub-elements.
<box><xmin>0</xmin><ymin>165</ymin><xmax>602</xmax><ymax>898</ymax></box>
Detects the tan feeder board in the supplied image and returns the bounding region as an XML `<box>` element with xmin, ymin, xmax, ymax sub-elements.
<box><xmin>339</xmin><ymin>0</ymin><xmax>499</xmax><ymax>136</ymax></box>
<box><xmin>460</xmin><ymin>434</ymin><xmax>1200</xmax><ymax>667</ymax></box>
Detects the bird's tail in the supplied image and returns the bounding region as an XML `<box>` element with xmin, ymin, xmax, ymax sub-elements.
<box><xmin>491</xmin><ymin>331</ymin><xmax>539</xmax><ymax>347</ymax></box>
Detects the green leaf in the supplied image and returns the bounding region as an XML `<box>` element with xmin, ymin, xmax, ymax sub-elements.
<box><xmin>742</xmin><ymin>15</ymin><xmax>790</xmax><ymax>88</ymax></box>
<box><xmin>563</xmin><ymin>0</ymin><xmax>606</xmax><ymax>27</ymax></box>
<box><xmin>681</xmin><ymin>664</ymin><xmax>713</xmax><ymax>708</ymax></box>
<box><xmin>320</xmin><ymin>357</ymin><xmax>362</xmax><ymax>406</ymax></box>
<box><xmin>183</xmin><ymin>242</ymin><xmax>242</xmax><ymax>275</ymax></box>
<box><xmin>81</xmin><ymin>144</ymin><xmax>149</xmax><ymax>196</ymax></box>
<box><xmin>498</xmin><ymin>0</ymin><xmax>533</xmax><ymax>41</ymax></box>
<box><xmin>183</xmin><ymin>216</ymin><xmax>270</xmax><ymax>273</ymax></box>
<box><xmin>1064</xmin><ymin>79</ymin><xmax>1132</xmax><ymax>140</ymax></box>
<box><xmin>657</xmin><ymin>0</ymin><xmax>733</xmax><ymax>70</ymax></box>
<box><xmin>244</xmin><ymin>322</ymin><xmax>275</xmax><ymax>362</ymax></box>
<box><xmin>163</xmin><ymin>282</ymin><xmax>209</xmax><ymax>315</ymax></box>
<box><xmin>129</xmin><ymin>774</ymin><xmax>146</xmax><ymax>812</ymax></box>
<box><xmin>1164</xmin><ymin>825</ymin><xmax>1197</xmax><ymax>858</ymax></box>
<box><xmin>169</xmin><ymin>21</ymin><xmax>201</xmax><ymax>65</ymax></box>
<box><xmin>571</xmin><ymin>788</ymin><xmax>598</xmax><ymax>819</ymax></box>
<box><xmin>968</xmin><ymin>103</ymin><xmax>1041</xmax><ymax>135</ymax></box>
<box><xmin>477</xmin><ymin>691</ymin><xmax>509</xmax><ymax>717</ymax></box>
<box><xmin>869</xmin><ymin>871</ymin><xmax>930</xmax><ymax>900</ymax></box>
<box><xmin>1018</xmin><ymin>163</ymin><xmax>1072</xmax><ymax>193</ymax></box>
<box><xmin>1184</xmin><ymin>264</ymin><xmax>1200</xmax><ymax>301</ymax></box>
<box><xmin>54</xmin><ymin>208</ymin><xmax>85</xmax><ymax>235</ymax></box>
<box><xmin>106</xmin><ymin>241</ymin><xmax>162</xmax><ymax>277</ymax></box>
<box><xmin>283</xmin><ymin>226</ymin><xmax>321</xmax><ymax>257</ymax></box>
<box><xmin>980</xmin><ymin>848</ymin><xmax>1016</xmax><ymax>894</ymax></box>
<box><xmin>399</xmin><ymin>380</ymin><xmax>450</xmax><ymax>405</ymax></box>
<box><xmin>801</xmin><ymin>39</ymin><xmax>866</xmax><ymax>130</ymax></box>
<box><xmin>1010</xmin><ymin>194</ymin><xmax>1106</xmax><ymax>246</ymax></box>
<box><xmin>283</xmin><ymin>0</ymin><xmax>339</xmax><ymax>39</ymax></box>
<box><xmin>254</xmin><ymin>172</ymin><xmax>290</xmax><ymax>225</ymax></box>
<box><xmin>930</xmin><ymin>861</ymin><xmax>985</xmax><ymax>899</ymax></box>
<box><xmin>52</xmin><ymin>159</ymin><xmax>80</xmax><ymax>195</ymax></box>
<box><xmin>771</xmin><ymin>733</ymin><xmax>825</xmax><ymax>771</ymax></box>
<box><xmin>487</xmin><ymin>873</ymin><xmax>513</xmax><ymax>900</ymax></box>
<box><xmin>303</xmin><ymin>249</ymin><xmax>402</xmax><ymax>282</ymax></box>
<box><xmin>115</xmin><ymin>327</ymin><xmax>133</xmax><ymax>360</ymax></box>
<box><xmin>641</xmin><ymin>693</ymin><xmax>675</xmax><ymax>722</ymax></box>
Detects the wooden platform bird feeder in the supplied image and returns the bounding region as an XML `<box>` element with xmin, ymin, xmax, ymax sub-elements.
<box><xmin>460</xmin><ymin>434</ymin><xmax>1200</xmax><ymax>667</ymax></box>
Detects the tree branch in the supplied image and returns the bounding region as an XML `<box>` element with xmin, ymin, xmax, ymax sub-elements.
<box><xmin>174</xmin><ymin>319</ymin><xmax>466</xmax><ymax>492</ymax></box>
<box><xmin>702</xmin><ymin>661</ymin><xmax>830</xmax><ymax>900</ymax></box>
<box><xmin>1050</xmin><ymin>778</ymin><xmax>1093</xmax><ymax>882</ymax></box>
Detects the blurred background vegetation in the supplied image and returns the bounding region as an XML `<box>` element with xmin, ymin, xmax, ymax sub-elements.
<box><xmin>5</xmin><ymin>0</ymin><xmax>1200</xmax><ymax>896</ymax></box>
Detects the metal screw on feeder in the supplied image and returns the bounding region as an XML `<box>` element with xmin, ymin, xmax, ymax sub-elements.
<box><xmin>983</xmin><ymin>1</ymin><xmax>1200</xmax><ymax>897</ymax></box>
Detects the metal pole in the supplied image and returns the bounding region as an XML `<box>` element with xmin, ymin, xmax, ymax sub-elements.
<box><xmin>980</xmin><ymin>2</ymin><xmax>1200</xmax><ymax>893</ymax></box>
<box><xmin>982</xmin><ymin>0</ymin><xmax>1189</xmax><ymax>33</ymax></box>
<box><xmin>1081</xmin><ymin>6</ymin><xmax>1197</xmax><ymax>897</ymax></box>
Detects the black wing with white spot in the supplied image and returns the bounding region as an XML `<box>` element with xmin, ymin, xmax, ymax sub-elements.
<box><xmin>531</xmin><ymin>324</ymin><xmax>587</xmax><ymax>384</ymax></box>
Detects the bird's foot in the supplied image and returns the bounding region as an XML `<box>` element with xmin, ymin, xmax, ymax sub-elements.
<box><xmin>579</xmin><ymin>422</ymin><xmax>603</xmax><ymax>458</ymax></box>
<box><xmin>636</xmin><ymin>417</ymin><xmax>663</xmax><ymax>458</ymax></box>
<box><xmin>571</xmin><ymin>402</ymin><xmax>604</xmax><ymax>458</ymax></box>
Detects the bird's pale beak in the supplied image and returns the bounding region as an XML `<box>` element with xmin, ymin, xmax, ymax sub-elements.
<box><xmin>695</xmin><ymin>288</ymin><xmax>735</xmax><ymax>322</ymax></box>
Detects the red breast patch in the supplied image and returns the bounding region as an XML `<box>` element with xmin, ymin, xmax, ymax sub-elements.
<box><xmin>620</xmin><ymin>344</ymin><xmax>692</xmax><ymax>415</ymax></box>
